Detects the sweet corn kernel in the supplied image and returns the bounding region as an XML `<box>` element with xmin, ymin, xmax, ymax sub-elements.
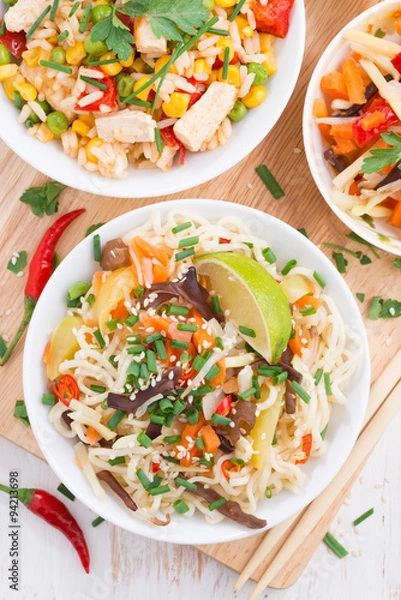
<box><xmin>218</xmin><ymin>64</ymin><xmax>240</xmax><ymax>86</ymax></box>
<box><xmin>215</xmin><ymin>0</ymin><xmax>236</xmax><ymax>7</ymax></box>
<box><xmin>234</xmin><ymin>16</ymin><xmax>249</xmax><ymax>39</ymax></box>
<box><xmin>95</xmin><ymin>0</ymin><xmax>109</xmax><ymax>4</ymax></box>
<box><xmin>16</xmin><ymin>82</ymin><xmax>37</xmax><ymax>101</ymax></box>
<box><xmin>242</xmin><ymin>26</ymin><xmax>254</xmax><ymax>37</ymax></box>
<box><xmin>216</xmin><ymin>38</ymin><xmax>234</xmax><ymax>62</ymax></box>
<box><xmin>72</xmin><ymin>119</ymin><xmax>91</xmax><ymax>136</ymax></box>
<box><xmin>99</xmin><ymin>51</ymin><xmax>122</xmax><ymax>75</ymax></box>
<box><xmin>154</xmin><ymin>55</ymin><xmax>178</xmax><ymax>74</ymax></box>
<box><xmin>132</xmin><ymin>57</ymin><xmax>146</xmax><ymax>72</ymax></box>
<box><xmin>162</xmin><ymin>92</ymin><xmax>190</xmax><ymax>118</ymax></box>
<box><xmin>66</xmin><ymin>42</ymin><xmax>86</xmax><ymax>65</ymax></box>
<box><xmin>21</xmin><ymin>47</ymin><xmax>42</xmax><ymax>68</ymax></box>
<box><xmin>78</xmin><ymin>113</ymin><xmax>95</xmax><ymax>127</ymax></box>
<box><xmin>47</xmin><ymin>34</ymin><xmax>58</xmax><ymax>45</ymax></box>
<box><xmin>207</xmin><ymin>70</ymin><xmax>219</xmax><ymax>85</ymax></box>
<box><xmin>120</xmin><ymin>53</ymin><xmax>134</xmax><ymax>68</ymax></box>
<box><xmin>3</xmin><ymin>73</ymin><xmax>25</xmax><ymax>99</ymax></box>
<box><xmin>36</xmin><ymin>123</ymin><xmax>54</xmax><ymax>143</ymax></box>
<box><xmin>259</xmin><ymin>33</ymin><xmax>276</xmax><ymax>54</ymax></box>
<box><xmin>0</xmin><ymin>64</ymin><xmax>19</xmax><ymax>82</ymax></box>
<box><xmin>194</xmin><ymin>58</ymin><xmax>211</xmax><ymax>75</ymax></box>
<box><xmin>134</xmin><ymin>76</ymin><xmax>152</xmax><ymax>102</ymax></box>
<box><xmin>85</xmin><ymin>137</ymin><xmax>103</xmax><ymax>163</ymax></box>
<box><xmin>242</xmin><ymin>84</ymin><xmax>267</xmax><ymax>108</ymax></box>
<box><xmin>263</xmin><ymin>52</ymin><xmax>277</xmax><ymax>76</ymax></box>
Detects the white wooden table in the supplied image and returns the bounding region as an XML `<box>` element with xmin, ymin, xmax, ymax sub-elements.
<box><xmin>1</xmin><ymin>408</ymin><xmax>400</xmax><ymax>600</ymax></box>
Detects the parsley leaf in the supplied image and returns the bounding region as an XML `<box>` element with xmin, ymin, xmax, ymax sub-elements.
<box><xmin>368</xmin><ymin>295</ymin><xmax>401</xmax><ymax>319</ymax></box>
<box><xmin>20</xmin><ymin>181</ymin><xmax>67</xmax><ymax>217</ymax></box>
<box><xmin>394</xmin><ymin>258</ymin><xmax>401</xmax><ymax>269</ymax></box>
<box><xmin>361</xmin><ymin>131</ymin><xmax>401</xmax><ymax>174</ymax></box>
<box><xmin>91</xmin><ymin>11</ymin><xmax>134</xmax><ymax>61</ymax></box>
<box><xmin>7</xmin><ymin>250</ymin><xmax>27</xmax><ymax>274</ymax></box>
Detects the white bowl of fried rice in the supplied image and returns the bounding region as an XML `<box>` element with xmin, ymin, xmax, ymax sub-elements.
<box><xmin>23</xmin><ymin>199</ymin><xmax>370</xmax><ymax>544</ymax></box>
<box><xmin>0</xmin><ymin>0</ymin><xmax>305</xmax><ymax>197</ymax></box>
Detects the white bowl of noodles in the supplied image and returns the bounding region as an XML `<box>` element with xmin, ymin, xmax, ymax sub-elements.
<box><xmin>23</xmin><ymin>199</ymin><xmax>370</xmax><ymax>545</ymax></box>
<box><xmin>0</xmin><ymin>1</ymin><xmax>305</xmax><ymax>198</ymax></box>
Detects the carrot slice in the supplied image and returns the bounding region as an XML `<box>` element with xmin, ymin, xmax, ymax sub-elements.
<box><xmin>332</xmin><ymin>137</ymin><xmax>358</xmax><ymax>155</ymax></box>
<box><xmin>289</xmin><ymin>327</ymin><xmax>303</xmax><ymax>357</ymax></box>
<box><xmin>200</xmin><ymin>424</ymin><xmax>220</xmax><ymax>454</ymax></box>
<box><xmin>134</xmin><ymin>236</ymin><xmax>169</xmax><ymax>266</ymax></box>
<box><xmin>360</xmin><ymin>110</ymin><xmax>386</xmax><ymax>131</ymax></box>
<box><xmin>329</xmin><ymin>123</ymin><xmax>355</xmax><ymax>139</ymax></box>
<box><xmin>109</xmin><ymin>300</ymin><xmax>129</xmax><ymax>321</ymax></box>
<box><xmin>342</xmin><ymin>58</ymin><xmax>366</xmax><ymax>104</ymax></box>
<box><xmin>86</xmin><ymin>426</ymin><xmax>102</xmax><ymax>445</ymax></box>
<box><xmin>294</xmin><ymin>294</ymin><xmax>322</xmax><ymax>310</ymax></box>
<box><xmin>388</xmin><ymin>201</ymin><xmax>401</xmax><ymax>228</ymax></box>
<box><xmin>178</xmin><ymin>415</ymin><xmax>205</xmax><ymax>467</ymax></box>
<box><xmin>313</xmin><ymin>97</ymin><xmax>331</xmax><ymax>141</ymax></box>
<box><xmin>321</xmin><ymin>71</ymin><xmax>348</xmax><ymax>99</ymax></box>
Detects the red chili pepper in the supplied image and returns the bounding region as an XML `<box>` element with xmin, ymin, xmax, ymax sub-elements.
<box><xmin>0</xmin><ymin>209</ymin><xmax>85</xmax><ymax>365</ymax></box>
<box><xmin>219</xmin><ymin>237</ymin><xmax>231</xmax><ymax>244</ymax></box>
<box><xmin>221</xmin><ymin>459</ymin><xmax>243</xmax><ymax>479</ymax></box>
<box><xmin>0</xmin><ymin>484</ymin><xmax>90</xmax><ymax>573</ymax></box>
<box><xmin>251</xmin><ymin>0</ymin><xmax>295</xmax><ymax>39</ymax></box>
<box><xmin>0</xmin><ymin>21</ymin><xmax>26</xmax><ymax>57</ymax></box>
<box><xmin>75</xmin><ymin>68</ymin><xmax>117</xmax><ymax>113</ymax></box>
<box><xmin>151</xmin><ymin>462</ymin><xmax>161</xmax><ymax>473</ymax></box>
<box><xmin>216</xmin><ymin>395</ymin><xmax>232</xmax><ymax>416</ymax></box>
<box><xmin>352</xmin><ymin>101</ymin><xmax>398</xmax><ymax>147</ymax></box>
<box><xmin>160</xmin><ymin>124</ymin><xmax>186</xmax><ymax>165</ymax></box>
<box><xmin>391</xmin><ymin>51</ymin><xmax>401</xmax><ymax>74</ymax></box>
<box><xmin>52</xmin><ymin>374</ymin><xmax>80</xmax><ymax>406</ymax></box>
<box><xmin>295</xmin><ymin>432</ymin><xmax>312</xmax><ymax>464</ymax></box>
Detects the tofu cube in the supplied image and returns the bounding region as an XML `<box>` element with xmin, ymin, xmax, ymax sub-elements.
<box><xmin>95</xmin><ymin>109</ymin><xmax>156</xmax><ymax>144</ymax></box>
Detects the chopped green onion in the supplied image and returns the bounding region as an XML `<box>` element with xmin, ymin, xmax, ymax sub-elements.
<box><xmin>108</xmin><ymin>456</ymin><xmax>126</xmax><ymax>466</ymax></box>
<box><xmin>164</xmin><ymin>455</ymin><xmax>180</xmax><ymax>465</ymax></box>
<box><xmin>177</xmin><ymin>323</ymin><xmax>198</xmax><ymax>332</ymax></box>
<box><xmin>211</xmin><ymin>295</ymin><xmax>222</xmax><ymax>314</ymax></box>
<box><xmin>57</xmin><ymin>30</ymin><xmax>69</xmax><ymax>42</ymax></box>
<box><xmin>140</xmin><ymin>362</ymin><xmax>149</xmax><ymax>380</ymax></box>
<box><xmin>170</xmin><ymin>339</ymin><xmax>190</xmax><ymax>351</ymax></box>
<box><xmin>172</xmin><ymin>221</ymin><xmax>192</xmax><ymax>234</ymax></box>
<box><xmin>26</xmin><ymin>5</ymin><xmax>51</xmax><ymax>39</ymax></box>
<box><xmin>228</xmin><ymin>0</ymin><xmax>247</xmax><ymax>21</ymax></box>
<box><xmin>57</xmin><ymin>483</ymin><xmax>75</xmax><ymax>501</ymax></box>
<box><xmin>163</xmin><ymin>435</ymin><xmax>181</xmax><ymax>444</ymax></box>
<box><xmin>195</xmin><ymin>436</ymin><xmax>205</xmax><ymax>450</ymax></box>
<box><xmin>200</xmin><ymin>455</ymin><xmax>215</xmax><ymax>467</ymax></box>
<box><xmin>155</xmin><ymin>339</ymin><xmax>167</xmax><ymax>359</ymax></box>
<box><xmin>313</xmin><ymin>271</ymin><xmax>326</xmax><ymax>289</ymax></box>
<box><xmin>265</xmin><ymin>486</ymin><xmax>273</xmax><ymax>499</ymax></box>
<box><xmin>148</xmin><ymin>485</ymin><xmax>170</xmax><ymax>496</ymax></box>
<box><xmin>86</xmin><ymin>223</ymin><xmax>104</xmax><ymax>238</ymax></box>
<box><xmin>155</xmin><ymin>127</ymin><xmax>163</xmax><ymax>152</ymax></box>
<box><xmin>208</xmin><ymin>497</ymin><xmax>228</xmax><ymax>511</ymax></box>
<box><xmin>39</xmin><ymin>60</ymin><xmax>73</xmax><ymax>74</ymax></box>
<box><xmin>238</xmin><ymin>386</ymin><xmax>256</xmax><ymax>401</ymax></box>
<box><xmin>272</xmin><ymin>434</ymin><xmax>277</xmax><ymax>445</ymax></box>
<box><xmin>13</xmin><ymin>90</ymin><xmax>22</xmax><ymax>109</ymax></box>
<box><xmin>167</xmin><ymin>305</ymin><xmax>189</xmax><ymax>316</ymax></box>
<box><xmin>143</xmin><ymin>332</ymin><xmax>163</xmax><ymax>344</ymax></box>
<box><xmin>257</xmin><ymin>365</ymin><xmax>283</xmax><ymax>377</ymax></box>
<box><xmin>41</xmin><ymin>393</ymin><xmax>56</xmax><ymax>406</ymax></box>
<box><xmin>172</xmin><ymin>398</ymin><xmax>186</xmax><ymax>415</ymax></box>
<box><xmin>230</xmin><ymin>458</ymin><xmax>245</xmax><ymax>466</ymax></box>
<box><xmin>297</xmin><ymin>227</ymin><xmax>309</xmax><ymax>238</ymax></box>
<box><xmin>175</xmin><ymin>247</ymin><xmax>195</xmax><ymax>261</ymax></box>
<box><xmin>191</xmin><ymin>385</ymin><xmax>214</xmax><ymax>397</ymax></box>
<box><xmin>79</xmin><ymin>3</ymin><xmax>91</xmax><ymax>33</ymax></box>
<box><xmin>252</xmin><ymin>374</ymin><xmax>261</xmax><ymax>399</ymax></box>
<box><xmin>7</xmin><ymin>250</ymin><xmax>27</xmax><ymax>274</ymax></box>
<box><xmin>150</xmin><ymin>414</ymin><xmax>165</xmax><ymax>425</ymax></box>
<box><xmin>127</xmin><ymin>361</ymin><xmax>140</xmax><ymax>376</ymax></box>
<box><xmin>215</xmin><ymin>336</ymin><xmax>224</xmax><ymax>350</ymax></box>
<box><xmin>273</xmin><ymin>371</ymin><xmax>288</xmax><ymax>385</ymax></box>
<box><xmin>281</xmin><ymin>259</ymin><xmax>297</xmax><ymax>275</ymax></box>
<box><xmin>173</xmin><ymin>499</ymin><xmax>190</xmax><ymax>514</ymax></box>
<box><xmin>91</xmin><ymin>516</ymin><xmax>105</xmax><ymax>527</ymax></box>
<box><xmin>146</xmin><ymin>349</ymin><xmax>157</xmax><ymax>373</ymax></box>
<box><xmin>299</xmin><ymin>306</ymin><xmax>317</xmax><ymax>316</ymax></box>
<box><xmin>90</xmin><ymin>384</ymin><xmax>106</xmax><ymax>393</ymax></box>
<box><xmin>356</xmin><ymin>293</ymin><xmax>365</xmax><ymax>303</ymax></box>
<box><xmin>210</xmin><ymin>413</ymin><xmax>232</xmax><ymax>426</ymax></box>
<box><xmin>175</xmin><ymin>477</ymin><xmax>197</xmax><ymax>491</ymax></box>
<box><xmin>127</xmin><ymin>345</ymin><xmax>145</xmax><ymax>355</ymax></box>
<box><xmin>109</xmin><ymin>355</ymin><xmax>118</xmax><ymax>368</ymax></box>
<box><xmin>93</xmin><ymin>329</ymin><xmax>105</xmax><ymax>348</ymax></box>
<box><xmin>68</xmin><ymin>1</ymin><xmax>80</xmax><ymax>17</ymax></box>
<box><xmin>105</xmin><ymin>318</ymin><xmax>120</xmax><ymax>332</ymax></box>
<box><xmin>136</xmin><ymin>468</ymin><xmax>151</xmax><ymax>490</ymax></box>
<box><xmin>208</xmin><ymin>27</ymin><xmax>229</xmax><ymax>35</ymax></box>
<box><xmin>262</xmin><ymin>247</ymin><xmax>276</xmax><ymax>264</ymax></box>
<box><xmin>332</xmin><ymin>252</ymin><xmax>347</xmax><ymax>274</ymax></box>
<box><xmin>346</xmin><ymin>232</ymin><xmax>380</xmax><ymax>259</ymax></box>
<box><xmin>178</xmin><ymin>235</ymin><xmax>199</xmax><ymax>248</ymax></box>
<box><xmin>124</xmin><ymin>98</ymin><xmax>152</xmax><ymax>108</ymax></box>
<box><xmin>320</xmin><ymin>424</ymin><xmax>328</xmax><ymax>440</ymax></box>
<box><xmin>324</xmin><ymin>372</ymin><xmax>332</xmax><ymax>395</ymax></box>
<box><xmin>86</xmin><ymin>293</ymin><xmax>96</xmax><ymax>306</ymax></box>
<box><xmin>314</xmin><ymin>368</ymin><xmax>323</xmax><ymax>386</ymax></box>
<box><xmin>137</xmin><ymin>431</ymin><xmax>152</xmax><ymax>448</ymax></box>
<box><xmin>353</xmin><ymin>507</ymin><xmax>374</xmax><ymax>527</ymax></box>
<box><xmin>67</xmin><ymin>281</ymin><xmax>91</xmax><ymax>301</ymax></box>
<box><xmin>93</xmin><ymin>234</ymin><xmax>101</xmax><ymax>261</ymax></box>
<box><xmin>205</xmin><ymin>363</ymin><xmax>221</xmax><ymax>382</ymax></box>
<box><xmin>88</xmin><ymin>58</ymin><xmax>120</xmax><ymax>66</ymax></box>
<box><xmin>222</xmin><ymin>46</ymin><xmax>230</xmax><ymax>80</ymax></box>
<box><xmin>107</xmin><ymin>410</ymin><xmax>125</xmax><ymax>431</ymax></box>
<box><xmin>186</xmin><ymin>408</ymin><xmax>199</xmax><ymax>424</ymax></box>
<box><xmin>13</xmin><ymin>400</ymin><xmax>30</xmax><ymax>427</ymax></box>
<box><xmin>238</xmin><ymin>325</ymin><xmax>256</xmax><ymax>338</ymax></box>
<box><xmin>192</xmin><ymin>355</ymin><xmax>206</xmax><ymax>372</ymax></box>
<box><xmin>291</xmin><ymin>381</ymin><xmax>311</xmax><ymax>403</ymax></box>
<box><xmin>323</xmin><ymin>532</ymin><xmax>349</xmax><ymax>558</ymax></box>
<box><xmin>80</xmin><ymin>75</ymin><xmax>107</xmax><ymax>90</ymax></box>
<box><xmin>126</xmin><ymin>313</ymin><xmax>139</xmax><ymax>327</ymax></box>
<box><xmin>255</xmin><ymin>165</ymin><xmax>285</xmax><ymax>199</ymax></box>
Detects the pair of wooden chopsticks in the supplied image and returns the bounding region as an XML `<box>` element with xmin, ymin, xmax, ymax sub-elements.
<box><xmin>235</xmin><ymin>348</ymin><xmax>401</xmax><ymax>599</ymax></box>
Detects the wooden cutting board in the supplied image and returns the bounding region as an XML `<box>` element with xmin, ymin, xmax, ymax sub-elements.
<box><xmin>0</xmin><ymin>0</ymin><xmax>400</xmax><ymax>589</ymax></box>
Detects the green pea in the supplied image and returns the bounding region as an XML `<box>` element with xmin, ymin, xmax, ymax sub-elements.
<box><xmin>228</xmin><ymin>100</ymin><xmax>247</xmax><ymax>122</ymax></box>
<box><xmin>117</xmin><ymin>75</ymin><xmax>135</xmax><ymax>98</ymax></box>
<box><xmin>90</xmin><ymin>4</ymin><xmax>113</xmax><ymax>24</ymax></box>
<box><xmin>202</xmin><ymin>0</ymin><xmax>214</xmax><ymax>10</ymax></box>
<box><xmin>36</xmin><ymin>100</ymin><xmax>52</xmax><ymax>114</ymax></box>
<box><xmin>50</xmin><ymin>47</ymin><xmax>66</xmax><ymax>65</ymax></box>
<box><xmin>47</xmin><ymin>111</ymin><xmax>69</xmax><ymax>135</ymax></box>
<box><xmin>84</xmin><ymin>34</ymin><xmax>108</xmax><ymax>57</ymax></box>
<box><xmin>247</xmin><ymin>63</ymin><xmax>268</xmax><ymax>86</ymax></box>
<box><xmin>0</xmin><ymin>43</ymin><xmax>11</xmax><ymax>66</ymax></box>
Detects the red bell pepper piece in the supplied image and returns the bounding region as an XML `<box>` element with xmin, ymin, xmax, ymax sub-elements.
<box><xmin>160</xmin><ymin>124</ymin><xmax>186</xmax><ymax>165</ymax></box>
<box><xmin>352</xmin><ymin>101</ymin><xmax>398</xmax><ymax>147</ymax></box>
<box><xmin>213</xmin><ymin>51</ymin><xmax>239</xmax><ymax>70</ymax></box>
<box><xmin>0</xmin><ymin>21</ymin><xmax>26</xmax><ymax>57</ymax></box>
<box><xmin>295</xmin><ymin>433</ymin><xmax>312</xmax><ymax>464</ymax></box>
<box><xmin>251</xmin><ymin>0</ymin><xmax>295</xmax><ymax>39</ymax></box>
<box><xmin>151</xmin><ymin>462</ymin><xmax>161</xmax><ymax>473</ymax></box>
<box><xmin>391</xmin><ymin>51</ymin><xmax>401</xmax><ymax>74</ymax></box>
<box><xmin>216</xmin><ymin>395</ymin><xmax>232</xmax><ymax>416</ymax></box>
<box><xmin>75</xmin><ymin>68</ymin><xmax>117</xmax><ymax>113</ymax></box>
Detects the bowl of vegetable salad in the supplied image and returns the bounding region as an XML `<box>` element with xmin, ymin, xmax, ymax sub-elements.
<box><xmin>0</xmin><ymin>0</ymin><xmax>305</xmax><ymax>198</ymax></box>
<box><xmin>23</xmin><ymin>199</ymin><xmax>370</xmax><ymax>544</ymax></box>
<box><xmin>304</xmin><ymin>1</ymin><xmax>401</xmax><ymax>255</ymax></box>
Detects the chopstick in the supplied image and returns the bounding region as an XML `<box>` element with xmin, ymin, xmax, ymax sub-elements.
<box><xmin>234</xmin><ymin>347</ymin><xmax>401</xmax><ymax>594</ymax></box>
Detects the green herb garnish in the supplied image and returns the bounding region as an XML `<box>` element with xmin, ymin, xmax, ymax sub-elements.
<box><xmin>7</xmin><ymin>251</ymin><xmax>27</xmax><ymax>274</ymax></box>
<box><xmin>20</xmin><ymin>181</ymin><xmax>67</xmax><ymax>217</ymax></box>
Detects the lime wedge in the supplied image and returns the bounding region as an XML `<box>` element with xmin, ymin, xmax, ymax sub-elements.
<box><xmin>194</xmin><ymin>252</ymin><xmax>292</xmax><ymax>364</ymax></box>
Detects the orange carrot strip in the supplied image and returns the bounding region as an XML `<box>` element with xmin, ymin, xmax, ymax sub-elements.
<box><xmin>329</xmin><ymin>123</ymin><xmax>355</xmax><ymax>139</ymax></box>
<box><xmin>342</xmin><ymin>58</ymin><xmax>366</xmax><ymax>104</ymax></box>
<box><xmin>321</xmin><ymin>71</ymin><xmax>348</xmax><ymax>100</ymax></box>
<box><xmin>86</xmin><ymin>426</ymin><xmax>102</xmax><ymax>445</ymax></box>
<box><xmin>200</xmin><ymin>424</ymin><xmax>221</xmax><ymax>454</ymax></box>
<box><xmin>178</xmin><ymin>415</ymin><xmax>205</xmax><ymax>467</ymax></box>
<box><xmin>294</xmin><ymin>294</ymin><xmax>322</xmax><ymax>310</ymax></box>
<box><xmin>360</xmin><ymin>110</ymin><xmax>386</xmax><ymax>131</ymax></box>
<box><xmin>332</xmin><ymin>137</ymin><xmax>358</xmax><ymax>155</ymax></box>
<box><xmin>134</xmin><ymin>236</ymin><xmax>169</xmax><ymax>266</ymax></box>
<box><xmin>289</xmin><ymin>327</ymin><xmax>303</xmax><ymax>357</ymax></box>
<box><xmin>388</xmin><ymin>201</ymin><xmax>401</xmax><ymax>228</ymax></box>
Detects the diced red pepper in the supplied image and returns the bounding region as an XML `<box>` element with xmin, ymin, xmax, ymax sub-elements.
<box><xmin>75</xmin><ymin>68</ymin><xmax>117</xmax><ymax>113</ymax></box>
<box><xmin>0</xmin><ymin>21</ymin><xmax>26</xmax><ymax>58</ymax></box>
<box><xmin>391</xmin><ymin>51</ymin><xmax>401</xmax><ymax>74</ymax></box>
<box><xmin>251</xmin><ymin>0</ymin><xmax>295</xmax><ymax>39</ymax></box>
<box><xmin>352</xmin><ymin>101</ymin><xmax>398</xmax><ymax>147</ymax></box>
<box><xmin>216</xmin><ymin>395</ymin><xmax>232</xmax><ymax>416</ymax></box>
<box><xmin>213</xmin><ymin>51</ymin><xmax>239</xmax><ymax>70</ymax></box>
<box><xmin>151</xmin><ymin>462</ymin><xmax>160</xmax><ymax>473</ymax></box>
<box><xmin>160</xmin><ymin>124</ymin><xmax>186</xmax><ymax>165</ymax></box>
<box><xmin>219</xmin><ymin>237</ymin><xmax>231</xmax><ymax>244</ymax></box>
<box><xmin>295</xmin><ymin>433</ymin><xmax>312</xmax><ymax>465</ymax></box>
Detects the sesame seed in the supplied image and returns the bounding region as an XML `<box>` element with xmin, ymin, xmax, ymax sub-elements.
<box><xmin>5</xmin><ymin>309</ymin><xmax>12</xmax><ymax>316</ymax></box>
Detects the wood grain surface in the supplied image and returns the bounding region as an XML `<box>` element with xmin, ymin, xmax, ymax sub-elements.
<box><xmin>0</xmin><ymin>0</ymin><xmax>400</xmax><ymax>591</ymax></box>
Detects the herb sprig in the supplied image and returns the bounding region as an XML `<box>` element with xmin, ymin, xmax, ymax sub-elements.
<box><xmin>20</xmin><ymin>181</ymin><xmax>67</xmax><ymax>217</ymax></box>
<box><xmin>361</xmin><ymin>131</ymin><xmax>401</xmax><ymax>174</ymax></box>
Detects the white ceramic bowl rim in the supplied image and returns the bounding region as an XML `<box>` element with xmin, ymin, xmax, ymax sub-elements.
<box><xmin>303</xmin><ymin>0</ymin><xmax>401</xmax><ymax>256</ymax></box>
<box><xmin>23</xmin><ymin>199</ymin><xmax>370</xmax><ymax>545</ymax></box>
<box><xmin>0</xmin><ymin>3</ymin><xmax>305</xmax><ymax>198</ymax></box>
